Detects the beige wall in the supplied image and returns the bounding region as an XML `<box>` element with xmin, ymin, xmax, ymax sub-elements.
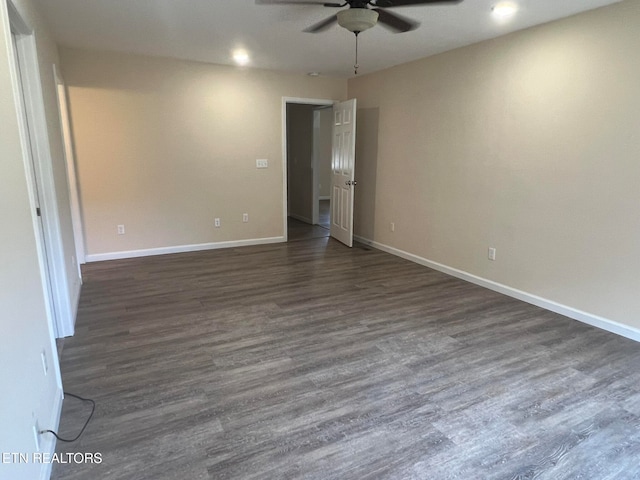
<box><xmin>349</xmin><ymin>0</ymin><xmax>640</xmax><ymax>330</ymax></box>
<box><xmin>60</xmin><ymin>48</ymin><xmax>346</xmax><ymax>256</ymax></box>
<box><xmin>0</xmin><ymin>0</ymin><xmax>71</xmax><ymax>476</ymax></box>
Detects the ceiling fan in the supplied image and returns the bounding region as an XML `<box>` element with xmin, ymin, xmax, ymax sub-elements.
<box><xmin>256</xmin><ymin>0</ymin><xmax>463</xmax><ymax>35</ymax></box>
<box><xmin>257</xmin><ymin>0</ymin><xmax>463</xmax><ymax>75</ymax></box>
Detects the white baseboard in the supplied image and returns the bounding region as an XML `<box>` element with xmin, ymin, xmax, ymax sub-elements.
<box><xmin>319</xmin><ymin>196</ymin><xmax>330</xmax><ymax>201</ymax></box>
<box><xmin>288</xmin><ymin>213</ymin><xmax>313</xmax><ymax>224</ymax></box>
<box><xmin>40</xmin><ymin>388</ymin><xmax>64</xmax><ymax>480</ymax></box>
<box><xmin>85</xmin><ymin>237</ymin><xmax>286</xmax><ymax>263</ymax></box>
<box><xmin>354</xmin><ymin>235</ymin><xmax>640</xmax><ymax>343</ymax></box>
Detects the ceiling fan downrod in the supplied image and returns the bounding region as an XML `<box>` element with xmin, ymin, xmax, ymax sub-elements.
<box><xmin>354</xmin><ymin>31</ymin><xmax>359</xmax><ymax>75</ymax></box>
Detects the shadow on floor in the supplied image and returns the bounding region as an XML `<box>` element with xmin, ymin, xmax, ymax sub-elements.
<box><xmin>287</xmin><ymin>217</ymin><xmax>329</xmax><ymax>242</ymax></box>
<box><xmin>318</xmin><ymin>199</ymin><xmax>330</xmax><ymax>229</ymax></box>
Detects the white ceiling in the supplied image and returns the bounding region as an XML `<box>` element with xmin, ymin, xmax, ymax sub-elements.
<box><xmin>34</xmin><ymin>0</ymin><xmax>623</xmax><ymax>77</ymax></box>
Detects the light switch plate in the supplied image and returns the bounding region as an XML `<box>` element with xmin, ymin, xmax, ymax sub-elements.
<box><xmin>256</xmin><ymin>159</ymin><xmax>268</xmax><ymax>169</ymax></box>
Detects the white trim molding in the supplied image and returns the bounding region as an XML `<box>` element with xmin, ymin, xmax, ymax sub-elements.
<box><xmin>354</xmin><ymin>235</ymin><xmax>640</xmax><ymax>343</ymax></box>
<box><xmin>39</xmin><ymin>388</ymin><xmax>63</xmax><ymax>480</ymax></box>
<box><xmin>53</xmin><ymin>64</ymin><xmax>85</xmax><ymax>267</ymax></box>
<box><xmin>85</xmin><ymin>236</ymin><xmax>286</xmax><ymax>263</ymax></box>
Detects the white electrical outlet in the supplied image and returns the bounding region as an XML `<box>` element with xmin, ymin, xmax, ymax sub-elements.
<box><xmin>256</xmin><ymin>159</ymin><xmax>268</xmax><ymax>169</ymax></box>
<box><xmin>390</xmin><ymin>222</ymin><xmax>395</xmax><ymax>232</ymax></box>
<box><xmin>488</xmin><ymin>247</ymin><xmax>497</xmax><ymax>261</ymax></box>
<box><xmin>117</xmin><ymin>224</ymin><xmax>125</xmax><ymax>235</ymax></box>
<box><xmin>214</xmin><ymin>218</ymin><xmax>221</xmax><ymax>228</ymax></box>
<box><xmin>242</xmin><ymin>213</ymin><xmax>249</xmax><ymax>223</ymax></box>
<box><xmin>41</xmin><ymin>350</ymin><xmax>48</xmax><ymax>375</ymax></box>
<box><xmin>33</xmin><ymin>421</ymin><xmax>40</xmax><ymax>451</ymax></box>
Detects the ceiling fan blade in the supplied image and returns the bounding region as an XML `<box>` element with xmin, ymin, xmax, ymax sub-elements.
<box><xmin>255</xmin><ymin>0</ymin><xmax>335</xmax><ymax>5</ymax></box>
<box><xmin>373</xmin><ymin>0</ymin><xmax>462</xmax><ymax>7</ymax></box>
<box><xmin>303</xmin><ymin>14</ymin><xmax>339</xmax><ymax>33</ymax></box>
<box><xmin>372</xmin><ymin>8</ymin><xmax>419</xmax><ymax>33</ymax></box>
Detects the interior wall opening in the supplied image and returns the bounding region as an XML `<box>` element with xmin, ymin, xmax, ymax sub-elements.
<box><xmin>284</xmin><ymin>99</ymin><xmax>333</xmax><ymax>242</ymax></box>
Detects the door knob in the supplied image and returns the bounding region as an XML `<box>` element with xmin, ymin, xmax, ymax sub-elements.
<box><xmin>345</xmin><ymin>180</ymin><xmax>358</xmax><ymax>186</ymax></box>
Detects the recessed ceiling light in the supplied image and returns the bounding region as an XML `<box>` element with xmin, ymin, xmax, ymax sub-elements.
<box><xmin>308</xmin><ymin>72</ymin><xmax>320</xmax><ymax>77</ymax></box>
<box><xmin>232</xmin><ymin>49</ymin><xmax>250</xmax><ymax>66</ymax></box>
<box><xmin>492</xmin><ymin>2</ymin><xmax>518</xmax><ymax>19</ymax></box>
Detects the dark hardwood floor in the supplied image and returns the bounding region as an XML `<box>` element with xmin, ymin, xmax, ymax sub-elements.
<box><xmin>52</xmin><ymin>232</ymin><xmax>640</xmax><ymax>479</ymax></box>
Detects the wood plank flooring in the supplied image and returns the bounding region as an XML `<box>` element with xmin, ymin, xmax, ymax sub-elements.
<box><xmin>52</xmin><ymin>234</ymin><xmax>640</xmax><ymax>479</ymax></box>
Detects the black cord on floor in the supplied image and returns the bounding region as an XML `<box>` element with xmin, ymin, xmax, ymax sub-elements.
<box><xmin>40</xmin><ymin>392</ymin><xmax>96</xmax><ymax>443</ymax></box>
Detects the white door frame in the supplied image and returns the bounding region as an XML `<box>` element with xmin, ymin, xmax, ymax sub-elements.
<box><xmin>281</xmin><ymin>97</ymin><xmax>334</xmax><ymax>241</ymax></box>
<box><xmin>53</xmin><ymin>64</ymin><xmax>85</xmax><ymax>270</ymax></box>
<box><xmin>7</xmin><ymin>1</ymin><xmax>75</xmax><ymax>338</ymax></box>
<box><xmin>5</xmin><ymin>0</ymin><xmax>63</xmax><ymax>391</ymax></box>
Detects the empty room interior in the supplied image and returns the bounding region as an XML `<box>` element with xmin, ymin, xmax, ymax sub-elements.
<box><xmin>2</xmin><ymin>0</ymin><xmax>640</xmax><ymax>479</ymax></box>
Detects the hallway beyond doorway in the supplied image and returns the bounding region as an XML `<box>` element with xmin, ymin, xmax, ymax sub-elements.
<box><xmin>318</xmin><ymin>199</ymin><xmax>330</xmax><ymax>229</ymax></box>
<box><xmin>287</xmin><ymin>217</ymin><xmax>329</xmax><ymax>242</ymax></box>
<box><xmin>288</xmin><ymin>199</ymin><xmax>330</xmax><ymax>242</ymax></box>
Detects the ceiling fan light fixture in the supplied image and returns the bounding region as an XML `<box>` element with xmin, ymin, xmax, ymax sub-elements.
<box><xmin>337</xmin><ymin>8</ymin><xmax>379</xmax><ymax>33</ymax></box>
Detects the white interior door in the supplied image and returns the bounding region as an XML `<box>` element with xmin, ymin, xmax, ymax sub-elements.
<box><xmin>330</xmin><ymin>99</ymin><xmax>357</xmax><ymax>247</ymax></box>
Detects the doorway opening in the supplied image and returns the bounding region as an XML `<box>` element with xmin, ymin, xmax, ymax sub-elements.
<box><xmin>283</xmin><ymin>98</ymin><xmax>334</xmax><ymax>242</ymax></box>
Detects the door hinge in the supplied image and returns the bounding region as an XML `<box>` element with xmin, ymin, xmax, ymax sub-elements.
<box><xmin>36</xmin><ymin>207</ymin><xmax>41</xmax><ymax>217</ymax></box>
